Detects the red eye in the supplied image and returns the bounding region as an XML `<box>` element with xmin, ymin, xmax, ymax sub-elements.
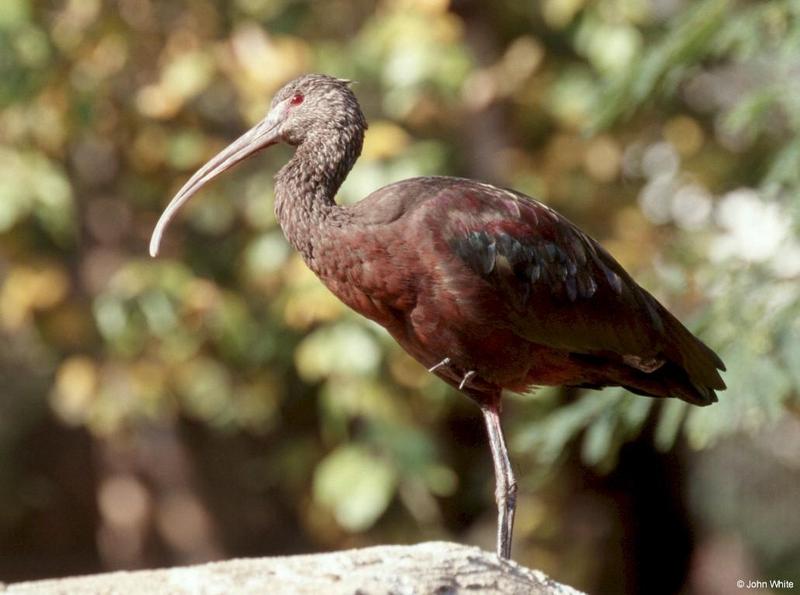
<box><xmin>290</xmin><ymin>93</ymin><xmax>304</xmax><ymax>106</ymax></box>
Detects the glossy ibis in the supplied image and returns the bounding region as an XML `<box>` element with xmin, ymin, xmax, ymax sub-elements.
<box><xmin>150</xmin><ymin>74</ymin><xmax>726</xmax><ymax>559</ymax></box>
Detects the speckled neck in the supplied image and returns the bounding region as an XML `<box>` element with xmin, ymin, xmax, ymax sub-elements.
<box><xmin>274</xmin><ymin>124</ymin><xmax>364</xmax><ymax>268</ymax></box>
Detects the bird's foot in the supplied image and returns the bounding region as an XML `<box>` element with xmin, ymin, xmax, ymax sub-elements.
<box><xmin>459</xmin><ymin>370</ymin><xmax>477</xmax><ymax>390</ymax></box>
<box><xmin>428</xmin><ymin>357</ymin><xmax>451</xmax><ymax>373</ymax></box>
<box><xmin>428</xmin><ymin>358</ymin><xmax>477</xmax><ymax>391</ymax></box>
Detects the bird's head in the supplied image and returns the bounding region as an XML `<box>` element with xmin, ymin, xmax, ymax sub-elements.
<box><xmin>149</xmin><ymin>74</ymin><xmax>365</xmax><ymax>257</ymax></box>
<box><xmin>270</xmin><ymin>74</ymin><xmax>365</xmax><ymax>146</ymax></box>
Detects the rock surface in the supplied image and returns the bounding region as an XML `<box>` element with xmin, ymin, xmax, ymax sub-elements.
<box><xmin>3</xmin><ymin>542</ymin><xmax>583</xmax><ymax>595</ymax></box>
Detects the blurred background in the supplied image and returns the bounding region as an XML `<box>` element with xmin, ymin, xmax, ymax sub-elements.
<box><xmin>1</xmin><ymin>0</ymin><xmax>799</xmax><ymax>593</ymax></box>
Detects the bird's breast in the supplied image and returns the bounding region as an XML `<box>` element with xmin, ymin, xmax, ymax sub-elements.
<box><xmin>311</xmin><ymin>229</ymin><xmax>417</xmax><ymax>330</ymax></box>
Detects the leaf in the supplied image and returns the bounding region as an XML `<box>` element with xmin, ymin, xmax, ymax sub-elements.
<box><xmin>764</xmin><ymin>137</ymin><xmax>800</xmax><ymax>190</ymax></box>
<box><xmin>654</xmin><ymin>399</ymin><xmax>688</xmax><ymax>452</ymax></box>
<box><xmin>581</xmin><ymin>409</ymin><xmax>616</xmax><ymax>467</ymax></box>
<box><xmin>312</xmin><ymin>445</ymin><xmax>397</xmax><ymax>532</ymax></box>
<box><xmin>514</xmin><ymin>391</ymin><xmax>620</xmax><ymax>464</ymax></box>
<box><xmin>686</xmin><ymin>342</ymin><xmax>792</xmax><ymax>448</ymax></box>
<box><xmin>295</xmin><ymin>322</ymin><xmax>382</xmax><ymax>381</ymax></box>
<box><xmin>780</xmin><ymin>322</ymin><xmax>800</xmax><ymax>392</ymax></box>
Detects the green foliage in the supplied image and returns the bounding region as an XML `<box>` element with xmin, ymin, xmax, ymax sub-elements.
<box><xmin>590</xmin><ymin>0</ymin><xmax>732</xmax><ymax>130</ymax></box>
<box><xmin>313</xmin><ymin>444</ymin><xmax>397</xmax><ymax>532</ymax></box>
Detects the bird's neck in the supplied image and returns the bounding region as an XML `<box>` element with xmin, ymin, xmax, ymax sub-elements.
<box><xmin>274</xmin><ymin>127</ymin><xmax>363</xmax><ymax>267</ymax></box>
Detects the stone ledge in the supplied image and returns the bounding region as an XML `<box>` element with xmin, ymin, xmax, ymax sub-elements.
<box><xmin>3</xmin><ymin>542</ymin><xmax>583</xmax><ymax>595</ymax></box>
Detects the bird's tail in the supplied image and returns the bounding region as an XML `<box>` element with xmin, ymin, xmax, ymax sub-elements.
<box><xmin>621</xmin><ymin>361</ymin><xmax>720</xmax><ymax>406</ymax></box>
<box><xmin>619</xmin><ymin>304</ymin><xmax>726</xmax><ymax>406</ymax></box>
<box><xmin>574</xmin><ymin>303</ymin><xmax>726</xmax><ymax>406</ymax></box>
<box><xmin>658</xmin><ymin>304</ymin><xmax>725</xmax><ymax>405</ymax></box>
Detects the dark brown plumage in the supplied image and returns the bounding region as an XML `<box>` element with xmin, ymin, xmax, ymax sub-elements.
<box><xmin>150</xmin><ymin>74</ymin><xmax>725</xmax><ymax>559</ymax></box>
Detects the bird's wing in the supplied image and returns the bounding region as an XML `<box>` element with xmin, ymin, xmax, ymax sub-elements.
<box><xmin>419</xmin><ymin>179</ymin><xmax>725</xmax><ymax>392</ymax></box>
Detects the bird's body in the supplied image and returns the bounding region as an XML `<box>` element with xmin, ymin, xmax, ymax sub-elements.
<box><xmin>275</xmin><ymin>171</ymin><xmax>724</xmax><ymax>408</ymax></box>
<box><xmin>150</xmin><ymin>74</ymin><xmax>725</xmax><ymax>559</ymax></box>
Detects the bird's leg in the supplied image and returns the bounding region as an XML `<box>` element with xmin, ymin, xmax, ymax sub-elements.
<box><xmin>428</xmin><ymin>357</ymin><xmax>451</xmax><ymax>373</ymax></box>
<box><xmin>481</xmin><ymin>402</ymin><xmax>517</xmax><ymax>559</ymax></box>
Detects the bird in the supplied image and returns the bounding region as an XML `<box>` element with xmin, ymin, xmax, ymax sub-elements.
<box><xmin>149</xmin><ymin>73</ymin><xmax>726</xmax><ymax>560</ymax></box>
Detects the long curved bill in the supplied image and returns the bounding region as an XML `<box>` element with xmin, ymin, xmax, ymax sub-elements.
<box><xmin>149</xmin><ymin>108</ymin><xmax>286</xmax><ymax>257</ymax></box>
